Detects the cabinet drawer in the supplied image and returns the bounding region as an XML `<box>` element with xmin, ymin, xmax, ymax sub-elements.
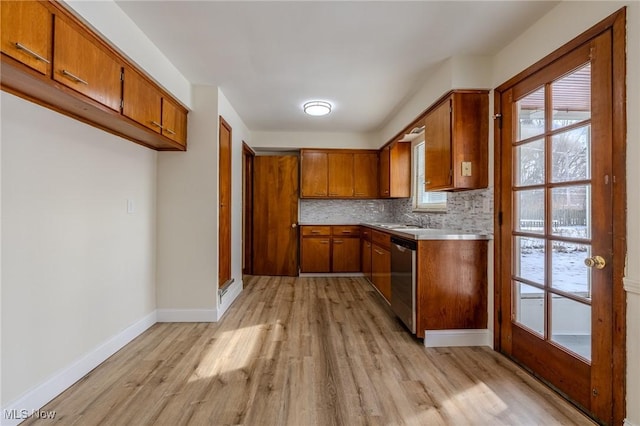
<box><xmin>332</xmin><ymin>225</ymin><xmax>360</xmax><ymax>236</ymax></box>
<box><xmin>301</xmin><ymin>226</ymin><xmax>331</xmax><ymax>236</ymax></box>
<box><xmin>371</xmin><ymin>230</ymin><xmax>391</xmax><ymax>249</ymax></box>
<box><xmin>361</xmin><ymin>227</ymin><xmax>371</xmax><ymax>241</ymax></box>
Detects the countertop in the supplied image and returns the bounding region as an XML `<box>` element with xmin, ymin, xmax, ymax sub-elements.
<box><xmin>299</xmin><ymin>222</ymin><xmax>491</xmax><ymax>240</ymax></box>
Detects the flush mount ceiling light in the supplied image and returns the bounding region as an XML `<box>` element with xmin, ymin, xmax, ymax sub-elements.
<box><xmin>303</xmin><ymin>101</ymin><xmax>332</xmax><ymax>116</ymax></box>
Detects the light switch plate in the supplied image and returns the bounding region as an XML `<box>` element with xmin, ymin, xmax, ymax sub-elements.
<box><xmin>462</xmin><ymin>161</ymin><xmax>472</xmax><ymax>177</ymax></box>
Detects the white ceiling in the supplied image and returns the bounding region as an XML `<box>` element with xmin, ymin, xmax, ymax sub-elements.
<box><xmin>115</xmin><ymin>1</ymin><xmax>558</xmax><ymax>133</ymax></box>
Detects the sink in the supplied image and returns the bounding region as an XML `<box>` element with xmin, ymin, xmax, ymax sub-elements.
<box><xmin>369</xmin><ymin>223</ymin><xmax>423</xmax><ymax>230</ymax></box>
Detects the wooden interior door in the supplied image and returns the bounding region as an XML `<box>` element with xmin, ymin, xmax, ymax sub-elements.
<box><xmin>495</xmin><ymin>15</ymin><xmax>626</xmax><ymax>423</ymax></box>
<box><xmin>218</xmin><ymin>117</ymin><xmax>232</xmax><ymax>288</ymax></box>
<box><xmin>253</xmin><ymin>156</ymin><xmax>299</xmax><ymax>276</ymax></box>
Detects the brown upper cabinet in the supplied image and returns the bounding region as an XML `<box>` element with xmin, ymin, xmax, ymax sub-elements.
<box><xmin>424</xmin><ymin>90</ymin><xmax>488</xmax><ymax>191</ymax></box>
<box><xmin>1</xmin><ymin>1</ymin><xmax>52</xmax><ymax>75</ymax></box>
<box><xmin>123</xmin><ymin>67</ymin><xmax>187</xmax><ymax>146</ymax></box>
<box><xmin>53</xmin><ymin>14</ymin><xmax>122</xmax><ymax>112</ymax></box>
<box><xmin>328</xmin><ymin>153</ymin><xmax>354</xmax><ymax>197</ymax></box>
<box><xmin>379</xmin><ymin>142</ymin><xmax>411</xmax><ymax>198</ymax></box>
<box><xmin>161</xmin><ymin>97</ymin><xmax>188</xmax><ymax>145</ymax></box>
<box><xmin>300</xmin><ymin>149</ymin><xmax>378</xmax><ymax>199</ymax></box>
<box><xmin>0</xmin><ymin>0</ymin><xmax>188</xmax><ymax>151</ymax></box>
<box><xmin>123</xmin><ymin>67</ymin><xmax>162</xmax><ymax>134</ymax></box>
<box><xmin>353</xmin><ymin>152</ymin><xmax>379</xmax><ymax>197</ymax></box>
<box><xmin>300</xmin><ymin>150</ymin><xmax>329</xmax><ymax>197</ymax></box>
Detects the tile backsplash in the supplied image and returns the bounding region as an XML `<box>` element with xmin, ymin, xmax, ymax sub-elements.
<box><xmin>299</xmin><ymin>199</ymin><xmax>395</xmax><ymax>224</ymax></box>
<box><xmin>299</xmin><ymin>188</ymin><xmax>493</xmax><ymax>234</ymax></box>
<box><xmin>390</xmin><ymin>188</ymin><xmax>493</xmax><ymax>233</ymax></box>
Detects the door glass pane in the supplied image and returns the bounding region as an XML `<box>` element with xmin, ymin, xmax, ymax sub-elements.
<box><xmin>517</xmin><ymin>87</ymin><xmax>545</xmax><ymax>141</ymax></box>
<box><xmin>514</xmin><ymin>281</ymin><xmax>544</xmax><ymax>336</ymax></box>
<box><xmin>551</xmin><ymin>185</ymin><xmax>590</xmax><ymax>239</ymax></box>
<box><xmin>514</xmin><ymin>236</ymin><xmax>545</xmax><ymax>285</ymax></box>
<box><xmin>515</xmin><ymin>189</ymin><xmax>545</xmax><ymax>234</ymax></box>
<box><xmin>551</xmin><ymin>294</ymin><xmax>591</xmax><ymax>361</ymax></box>
<box><xmin>551</xmin><ymin>125</ymin><xmax>591</xmax><ymax>183</ymax></box>
<box><xmin>515</xmin><ymin>138</ymin><xmax>545</xmax><ymax>186</ymax></box>
<box><xmin>551</xmin><ymin>242</ymin><xmax>592</xmax><ymax>299</ymax></box>
<box><xmin>552</xmin><ymin>63</ymin><xmax>591</xmax><ymax>130</ymax></box>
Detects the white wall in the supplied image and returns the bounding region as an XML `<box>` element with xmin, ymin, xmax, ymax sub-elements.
<box><xmin>491</xmin><ymin>2</ymin><xmax>639</xmax><ymax>424</ymax></box>
<box><xmin>156</xmin><ymin>86</ymin><xmax>219</xmax><ymax>321</ymax></box>
<box><xmin>1</xmin><ymin>92</ymin><xmax>157</xmax><ymax>406</ymax></box>
<box><xmin>64</xmin><ymin>0</ymin><xmax>192</xmax><ymax>108</ymax></box>
<box><xmin>251</xmin><ymin>130</ymin><xmax>378</xmax><ymax>150</ymax></box>
<box><xmin>217</xmin><ymin>89</ymin><xmax>252</xmax><ymax>318</ymax></box>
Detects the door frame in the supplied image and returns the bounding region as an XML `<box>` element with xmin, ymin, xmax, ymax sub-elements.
<box><xmin>493</xmin><ymin>8</ymin><xmax>626</xmax><ymax>424</ymax></box>
<box><xmin>242</xmin><ymin>142</ymin><xmax>255</xmax><ymax>275</ymax></box>
<box><xmin>218</xmin><ymin>116</ymin><xmax>232</xmax><ymax>288</ymax></box>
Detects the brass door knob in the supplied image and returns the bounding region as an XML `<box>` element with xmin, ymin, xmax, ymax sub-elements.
<box><xmin>584</xmin><ymin>255</ymin><xmax>606</xmax><ymax>269</ymax></box>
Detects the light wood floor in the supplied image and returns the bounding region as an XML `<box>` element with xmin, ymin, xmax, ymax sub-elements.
<box><xmin>26</xmin><ymin>276</ymin><xmax>594</xmax><ymax>425</ymax></box>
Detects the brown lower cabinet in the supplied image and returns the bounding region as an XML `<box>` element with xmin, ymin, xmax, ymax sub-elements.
<box><xmin>361</xmin><ymin>238</ymin><xmax>372</xmax><ymax>281</ymax></box>
<box><xmin>416</xmin><ymin>239</ymin><xmax>488</xmax><ymax>338</ymax></box>
<box><xmin>371</xmin><ymin>243</ymin><xmax>391</xmax><ymax>302</ymax></box>
<box><xmin>299</xmin><ymin>225</ymin><xmax>360</xmax><ymax>273</ymax></box>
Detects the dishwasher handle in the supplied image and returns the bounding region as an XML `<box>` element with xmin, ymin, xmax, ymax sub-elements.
<box><xmin>390</xmin><ymin>236</ymin><xmax>417</xmax><ymax>251</ymax></box>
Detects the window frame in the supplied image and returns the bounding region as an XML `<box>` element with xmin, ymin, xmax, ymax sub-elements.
<box><xmin>411</xmin><ymin>138</ymin><xmax>447</xmax><ymax>212</ymax></box>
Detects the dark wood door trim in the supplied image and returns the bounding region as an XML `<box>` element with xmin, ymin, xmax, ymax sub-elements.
<box><xmin>243</xmin><ymin>142</ymin><xmax>254</xmax><ymax>275</ymax></box>
<box><xmin>493</xmin><ymin>8</ymin><xmax>626</xmax><ymax>424</ymax></box>
<box><xmin>218</xmin><ymin>116</ymin><xmax>232</xmax><ymax>288</ymax></box>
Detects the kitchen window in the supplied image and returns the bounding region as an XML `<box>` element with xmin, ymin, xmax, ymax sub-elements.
<box><xmin>412</xmin><ymin>140</ymin><xmax>447</xmax><ymax>211</ymax></box>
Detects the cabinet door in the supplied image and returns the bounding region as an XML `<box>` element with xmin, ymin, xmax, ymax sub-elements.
<box><xmin>424</xmin><ymin>98</ymin><xmax>452</xmax><ymax>190</ymax></box>
<box><xmin>122</xmin><ymin>67</ymin><xmax>162</xmax><ymax>133</ymax></box>
<box><xmin>354</xmin><ymin>152</ymin><xmax>379</xmax><ymax>197</ymax></box>
<box><xmin>300</xmin><ymin>151</ymin><xmax>328</xmax><ymax>197</ymax></box>
<box><xmin>1</xmin><ymin>1</ymin><xmax>52</xmax><ymax>75</ymax></box>
<box><xmin>371</xmin><ymin>244</ymin><xmax>391</xmax><ymax>302</ymax></box>
<box><xmin>389</xmin><ymin>142</ymin><xmax>411</xmax><ymax>197</ymax></box>
<box><xmin>332</xmin><ymin>237</ymin><xmax>360</xmax><ymax>272</ymax></box>
<box><xmin>361</xmin><ymin>239</ymin><xmax>372</xmax><ymax>281</ymax></box>
<box><xmin>379</xmin><ymin>146</ymin><xmax>391</xmax><ymax>197</ymax></box>
<box><xmin>328</xmin><ymin>153</ymin><xmax>354</xmax><ymax>197</ymax></box>
<box><xmin>300</xmin><ymin>237</ymin><xmax>331</xmax><ymax>273</ymax></box>
<box><xmin>162</xmin><ymin>97</ymin><xmax>187</xmax><ymax>145</ymax></box>
<box><xmin>53</xmin><ymin>16</ymin><xmax>121</xmax><ymax>112</ymax></box>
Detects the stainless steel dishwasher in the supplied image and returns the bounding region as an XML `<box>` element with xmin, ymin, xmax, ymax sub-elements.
<box><xmin>390</xmin><ymin>236</ymin><xmax>417</xmax><ymax>334</ymax></box>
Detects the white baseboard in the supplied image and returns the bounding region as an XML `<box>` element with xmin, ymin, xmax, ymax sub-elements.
<box><xmin>624</xmin><ymin>419</ymin><xmax>638</xmax><ymax>426</ymax></box>
<box><xmin>624</xmin><ymin>276</ymin><xmax>640</xmax><ymax>295</ymax></box>
<box><xmin>423</xmin><ymin>329</ymin><xmax>492</xmax><ymax>348</ymax></box>
<box><xmin>217</xmin><ymin>279</ymin><xmax>243</xmax><ymax>321</ymax></box>
<box><xmin>1</xmin><ymin>311</ymin><xmax>157</xmax><ymax>426</ymax></box>
<box><xmin>156</xmin><ymin>308</ymin><xmax>217</xmax><ymax>322</ymax></box>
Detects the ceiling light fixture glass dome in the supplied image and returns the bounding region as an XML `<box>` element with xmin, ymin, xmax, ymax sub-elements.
<box><xmin>303</xmin><ymin>101</ymin><xmax>332</xmax><ymax>116</ymax></box>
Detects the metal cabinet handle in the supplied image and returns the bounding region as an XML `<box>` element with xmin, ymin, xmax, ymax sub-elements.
<box><xmin>15</xmin><ymin>42</ymin><xmax>50</xmax><ymax>63</ymax></box>
<box><xmin>164</xmin><ymin>128</ymin><xmax>176</xmax><ymax>135</ymax></box>
<box><xmin>374</xmin><ymin>249</ymin><xmax>384</xmax><ymax>255</ymax></box>
<box><xmin>151</xmin><ymin>121</ymin><xmax>164</xmax><ymax>129</ymax></box>
<box><xmin>334</xmin><ymin>240</ymin><xmax>343</xmax><ymax>244</ymax></box>
<box><xmin>320</xmin><ymin>240</ymin><xmax>329</xmax><ymax>244</ymax></box>
<box><xmin>291</xmin><ymin>223</ymin><xmax>297</xmax><ymax>228</ymax></box>
<box><xmin>61</xmin><ymin>69</ymin><xmax>88</xmax><ymax>85</ymax></box>
<box><xmin>311</xmin><ymin>230</ymin><xmax>320</xmax><ymax>234</ymax></box>
<box><xmin>341</xmin><ymin>231</ymin><xmax>352</xmax><ymax>234</ymax></box>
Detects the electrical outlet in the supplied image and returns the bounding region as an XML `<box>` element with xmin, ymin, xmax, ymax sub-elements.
<box><xmin>462</xmin><ymin>161</ymin><xmax>472</xmax><ymax>177</ymax></box>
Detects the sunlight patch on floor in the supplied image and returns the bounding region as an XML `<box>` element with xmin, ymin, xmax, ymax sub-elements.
<box><xmin>187</xmin><ymin>324</ymin><xmax>264</xmax><ymax>382</ymax></box>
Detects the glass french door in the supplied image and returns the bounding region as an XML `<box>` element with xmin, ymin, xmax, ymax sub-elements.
<box><xmin>497</xmin><ymin>30</ymin><xmax>614</xmax><ymax>422</ymax></box>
